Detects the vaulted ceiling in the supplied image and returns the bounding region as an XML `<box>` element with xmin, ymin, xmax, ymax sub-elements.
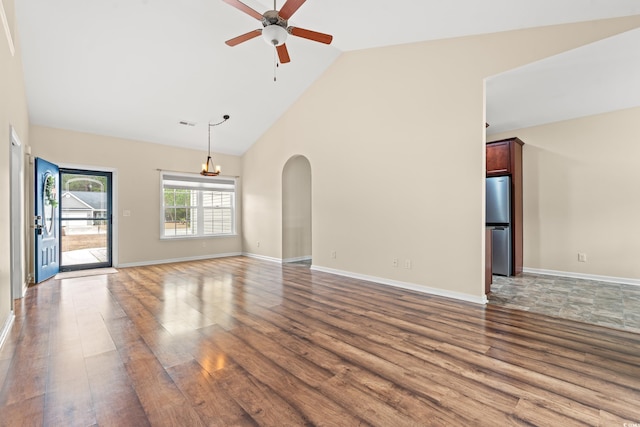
<box><xmin>15</xmin><ymin>0</ymin><xmax>640</xmax><ymax>155</ymax></box>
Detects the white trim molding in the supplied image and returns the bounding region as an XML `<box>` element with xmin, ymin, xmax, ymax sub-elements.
<box><xmin>242</xmin><ymin>252</ymin><xmax>282</xmax><ymax>264</ymax></box>
<box><xmin>522</xmin><ymin>267</ymin><xmax>640</xmax><ymax>287</ymax></box>
<box><xmin>282</xmin><ymin>256</ymin><xmax>312</xmax><ymax>263</ymax></box>
<box><xmin>0</xmin><ymin>311</ymin><xmax>15</xmax><ymax>351</ymax></box>
<box><xmin>0</xmin><ymin>0</ymin><xmax>14</xmax><ymax>56</ymax></box>
<box><xmin>311</xmin><ymin>265</ymin><xmax>488</xmax><ymax>305</ymax></box>
<box><xmin>9</xmin><ymin>126</ymin><xmax>25</xmax><ymax>299</ymax></box>
<box><xmin>117</xmin><ymin>252</ymin><xmax>242</xmax><ymax>268</ymax></box>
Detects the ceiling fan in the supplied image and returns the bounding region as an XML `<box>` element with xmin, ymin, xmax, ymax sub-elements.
<box><xmin>223</xmin><ymin>0</ymin><xmax>333</xmax><ymax>64</ymax></box>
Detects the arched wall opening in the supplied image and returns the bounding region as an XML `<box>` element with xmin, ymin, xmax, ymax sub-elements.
<box><xmin>282</xmin><ymin>155</ymin><xmax>312</xmax><ymax>263</ymax></box>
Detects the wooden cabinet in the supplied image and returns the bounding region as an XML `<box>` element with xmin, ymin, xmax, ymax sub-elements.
<box><xmin>486</xmin><ymin>139</ymin><xmax>523</xmax><ymax>176</ymax></box>
<box><xmin>486</xmin><ymin>140</ymin><xmax>511</xmax><ymax>175</ymax></box>
<box><xmin>486</xmin><ymin>137</ymin><xmax>524</xmax><ymax>276</ymax></box>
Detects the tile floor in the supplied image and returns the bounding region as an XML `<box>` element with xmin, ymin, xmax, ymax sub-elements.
<box><xmin>488</xmin><ymin>273</ymin><xmax>640</xmax><ymax>333</ymax></box>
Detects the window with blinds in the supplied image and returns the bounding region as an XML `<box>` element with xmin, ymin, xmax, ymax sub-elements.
<box><xmin>160</xmin><ymin>172</ymin><xmax>236</xmax><ymax>238</ymax></box>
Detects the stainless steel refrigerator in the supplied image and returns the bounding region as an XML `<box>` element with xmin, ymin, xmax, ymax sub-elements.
<box><xmin>486</xmin><ymin>176</ymin><xmax>512</xmax><ymax>276</ymax></box>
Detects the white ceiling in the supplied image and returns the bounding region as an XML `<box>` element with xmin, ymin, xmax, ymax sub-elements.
<box><xmin>486</xmin><ymin>26</ymin><xmax>640</xmax><ymax>135</ymax></box>
<box><xmin>14</xmin><ymin>0</ymin><xmax>640</xmax><ymax>155</ymax></box>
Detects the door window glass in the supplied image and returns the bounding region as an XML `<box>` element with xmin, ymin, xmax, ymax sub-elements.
<box><xmin>43</xmin><ymin>172</ymin><xmax>57</xmax><ymax>235</ymax></box>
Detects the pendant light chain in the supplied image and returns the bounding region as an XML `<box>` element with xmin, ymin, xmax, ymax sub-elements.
<box><xmin>201</xmin><ymin>115</ymin><xmax>230</xmax><ymax>176</ymax></box>
<box><xmin>208</xmin><ymin>115</ymin><xmax>229</xmax><ymax>156</ymax></box>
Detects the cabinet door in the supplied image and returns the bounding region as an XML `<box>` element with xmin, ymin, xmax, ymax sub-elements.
<box><xmin>486</xmin><ymin>141</ymin><xmax>511</xmax><ymax>175</ymax></box>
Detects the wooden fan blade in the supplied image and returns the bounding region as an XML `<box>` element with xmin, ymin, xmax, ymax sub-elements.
<box><xmin>278</xmin><ymin>0</ymin><xmax>306</xmax><ymax>20</ymax></box>
<box><xmin>289</xmin><ymin>27</ymin><xmax>333</xmax><ymax>44</ymax></box>
<box><xmin>225</xmin><ymin>29</ymin><xmax>261</xmax><ymax>46</ymax></box>
<box><xmin>276</xmin><ymin>44</ymin><xmax>291</xmax><ymax>64</ymax></box>
<box><xmin>222</xmin><ymin>0</ymin><xmax>263</xmax><ymax>20</ymax></box>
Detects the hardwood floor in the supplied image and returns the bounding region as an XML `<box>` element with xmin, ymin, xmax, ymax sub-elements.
<box><xmin>1</xmin><ymin>256</ymin><xmax>640</xmax><ymax>426</ymax></box>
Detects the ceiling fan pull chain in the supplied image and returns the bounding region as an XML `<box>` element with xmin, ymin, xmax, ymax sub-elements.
<box><xmin>274</xmin><ymin>48</ymin><xmax>279</xmax><ymax>82</ymax></box>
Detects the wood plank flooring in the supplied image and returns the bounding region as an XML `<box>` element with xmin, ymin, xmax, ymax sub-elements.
<box><xmin>1</xmin><ymin>256</ymin><xmax>640</xmax><ymax>426</ymax></box>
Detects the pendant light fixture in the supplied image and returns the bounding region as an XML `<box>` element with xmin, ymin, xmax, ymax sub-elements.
<box><xmin>201</xmin><ymin>114</ymin><xmax>230</xmax><ymax>176</ymax></box>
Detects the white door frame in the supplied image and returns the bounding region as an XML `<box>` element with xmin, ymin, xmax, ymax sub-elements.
<box><xmin>10</xmin><ymin>126</ymin><xmax>25</xmax><ymax>299</ymax></box>
<box><xmin>57</xmin><ymin>162</ymin><xmax>119</xmax><ymax>268</ymax></box>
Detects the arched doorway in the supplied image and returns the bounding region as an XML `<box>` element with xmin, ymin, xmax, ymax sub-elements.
<box><xmin>282</xmin><ymin>156</ymin><xmax>312</xmax><ymax>264</ymax></box>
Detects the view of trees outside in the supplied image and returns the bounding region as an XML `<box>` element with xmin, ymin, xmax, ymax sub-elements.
<box><xmin>164</xmin><ymin>189</ymin><xmax>197</xmax><ymax>236</ymax></box>
<box><xmin>163</xmin><ymin>189</ymin><xmax>233</xmax><ymax>236</ymax></box>
<box><xmin>62</xmin><ymin>174</ymin><xmax>108</xmax><ymax>192</ymax></box>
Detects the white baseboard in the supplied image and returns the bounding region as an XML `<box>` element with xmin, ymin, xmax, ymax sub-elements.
<box><xmin>242</xmin><ymin>252</ymin><xmax>283</xmax><ymax>263</ymax></box>
<box><xmin>0</xmin><ymin>311</ymin><xmax>15</xmax><ymax>352</ymax></box>
<box><xmin>311</xmin><ymin>265</ymin><xmax>487</xmax><ymax>305</ymax></box>
<box><xmin>283</xmin><ymin>256</ymin><xmax>312</xmax><ymax>263</ymax></box>
<box><xmin>522</xmin><ymin>267</ymin><xmax>640</xmax><ymax>287</ymax></box>
<box><xmin>117</xmin><ymin>252</ymin><xmax>243</xmax><ymax>268</ymax></box>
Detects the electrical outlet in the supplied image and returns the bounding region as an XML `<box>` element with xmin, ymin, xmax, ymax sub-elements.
<box><xmin>578</xmin><ymin>253</ymin><xmax>587</xmax><ymax>262</ymax></box>
<box><xmin>404</xmin><ymin>259</ymin><xmax>412</xmax><ymax>269</ymax></box>
<box><xmin>257</xmin><ymin>241</ymin><xmax>260</xmax><ymax>247</ymax></box>
<box><xmin>392</xmin><ymin>258</ymin><xmax>398</xmax><ymax>268</ymax></box>
<box><xmin>331</xmin><ymin>251</ymin><xmax>337</xmax><ymax>259</ymax></box>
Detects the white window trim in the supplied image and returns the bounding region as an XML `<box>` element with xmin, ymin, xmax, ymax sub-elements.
<box><xmin>159</xmin><ymin>170</ymin><xmax>237</xmax><ymax>240</ymax></box>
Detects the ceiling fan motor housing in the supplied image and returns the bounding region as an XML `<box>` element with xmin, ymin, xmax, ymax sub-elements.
<box><xmin>261</xmin><ymin>10</ymin><xmax>288</xmax><ymax>46</ymax></box>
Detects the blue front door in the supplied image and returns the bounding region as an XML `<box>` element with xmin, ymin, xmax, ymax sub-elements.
<box><xmin>34</xmin><ymin>158</ymin><xmax>60</xmax><ymax>283</ymax></box>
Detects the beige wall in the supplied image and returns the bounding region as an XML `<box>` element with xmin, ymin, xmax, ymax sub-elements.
<box><xmin>282</xmin><ymin>155</ymin><xmax>312</xmax><ymax>261</ymax></box>
<box><xmin>29</xmin><ymin>126</ymin><xmax>243</xmax><ymax>267</ymax></box>
<box><xmin>489</xmin><ymin>107</ymin><xmax>640</xmax><ymax>280</ymax></box>
<box><xmin>1</xmin><ymin>0</ymin><xmax>29</xmax><ymax>336</ymax></box>
<box><xmin>242</xmin><ymin>16</ymin><xmax>640</xmax><ymax>301</ymax></box>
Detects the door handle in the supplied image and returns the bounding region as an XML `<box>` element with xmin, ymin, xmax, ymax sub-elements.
<box><xmin>34</xmin><ymin>215</ymin><xmax>43</xmax><ymax>235</ymax></box>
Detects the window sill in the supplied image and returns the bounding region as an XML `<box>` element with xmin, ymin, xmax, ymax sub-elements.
<box><xmin>160</xmin><ymin>234</ymin><xmax>239</xmax><ymax>241</ymax></box>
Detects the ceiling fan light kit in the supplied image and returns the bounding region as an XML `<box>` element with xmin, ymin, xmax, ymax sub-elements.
<box><xmin>262</xmin><ymin>24</ymin><xmax>287</xmax><ymax>46</ymax></box>
<box><xmin>223</xmin><ymin>0</ymin><xmax>333</xmax><ymax>64</ymax></box>
<box><xmin>201</xmin><ymin>115</ymin><xmax>230</xmax><ymax>177</ymax></box>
